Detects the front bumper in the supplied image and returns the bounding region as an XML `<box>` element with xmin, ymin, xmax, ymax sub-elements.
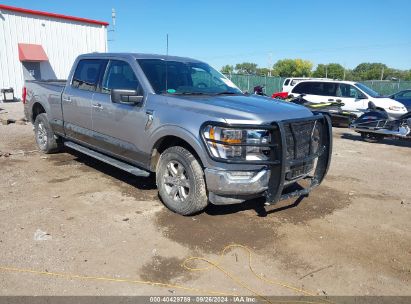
<box><xmin>387</xmin><ymin>109</ymin><xmax>408</xmax><ymax>119</ymax></box>
<box><xmin>205</xmin><ymin>114</ymin><xmax>333</xmax><ymax>205</ymax></box>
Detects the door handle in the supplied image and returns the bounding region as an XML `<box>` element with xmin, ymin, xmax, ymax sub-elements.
<box><xmin>336</xmin><ymin>99</ymin><xmax>342</xmax><ymax>102</ymax></box>
<box><xmin>63</xmin><ymin>96</ymin><xmax>72</xmax><ymax>102</ymax></box>
<box><xmin>328</xmin><ymin>99</ymin><xmax>334</xmax><ymax>101</ymax></box>
<box><xmin>92</xmin><ymin>103</ymin><xmax>103</xmax><ymax>110</ymax></box>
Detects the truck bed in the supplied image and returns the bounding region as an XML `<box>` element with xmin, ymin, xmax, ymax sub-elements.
<box><xmin>24</xmin><ymin>79</ymin><xmax>67</xmax><ymax>123</ymax></box>
<box><xmin>26</xmin><ymin>79</ymin><xmax>67</xmax><ymax>93</ymax></box>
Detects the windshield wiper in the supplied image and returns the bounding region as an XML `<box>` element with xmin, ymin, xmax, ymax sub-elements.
<box><xmin>160</xmin><ymin>91</ymin><xmax>206</xmax><ymax>95</ymax></box>
<box><xmin>179</xmin><ymin>92</ymin><xmax>206</xmax><ymax>95</ymax></box>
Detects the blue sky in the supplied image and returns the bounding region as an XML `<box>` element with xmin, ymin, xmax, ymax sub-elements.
<box><xmin>3</xmin><ymin>0</ymin><xmax>411</xmax><ymax>70</ymax></box>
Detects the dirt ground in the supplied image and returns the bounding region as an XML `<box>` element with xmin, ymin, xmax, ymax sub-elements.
<box><xmin>0</xmin><ymin>102</ymin><xmax>410</xmax><ymax>297</ymax></box>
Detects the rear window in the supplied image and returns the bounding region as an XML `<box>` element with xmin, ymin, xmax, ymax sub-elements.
<box><xmin>72</xmin><ymin>59</ymin><xmax>106</xmax><ymax>91</ymax></box>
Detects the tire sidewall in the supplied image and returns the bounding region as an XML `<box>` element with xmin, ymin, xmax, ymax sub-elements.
<box><xmin>156</xmin><ymin>147</ymin><xmax>207</xmax><ymax>215</ymax></box>
<box><xmin>34</xmin><ymin>113</ymin><xmax>57</xmax><ymax>153</ymax></box>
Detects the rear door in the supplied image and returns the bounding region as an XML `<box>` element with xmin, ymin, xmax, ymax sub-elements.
<box><xmin>90</xmin><ymin>59</ymin><xmax>148</xmax><ymax>166</ymax></box>
<box><xmin>292</xmin><ymin>81</ymin><xmax>335</xmax><ymax>103</ymax></box>
<box><xmin>336</xmin><ymin>83</ymin><xmax>368</xmax><ymax>114</ymax></box>
<box><xmin>62</xmin><ymin>59</ymin><xmax>107</xmax><ymax>141</ymax></box>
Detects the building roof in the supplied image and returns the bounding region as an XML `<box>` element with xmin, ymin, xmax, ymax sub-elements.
<box><xmin>0</xmin><ymin>4</ymin><xmax>109</xmax><ymax>26</ymax></box>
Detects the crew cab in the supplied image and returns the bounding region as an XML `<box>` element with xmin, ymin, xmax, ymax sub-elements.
<box><xmin>23</xmin><ymin>53</ymin><xmax>332</xmax><ymax>215</ymax></box>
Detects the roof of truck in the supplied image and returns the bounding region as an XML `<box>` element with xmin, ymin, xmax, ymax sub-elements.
<box><xmin>80</xmin><ymin>52</ymin><xmax>204</xmax><ymax>63</ymax></box>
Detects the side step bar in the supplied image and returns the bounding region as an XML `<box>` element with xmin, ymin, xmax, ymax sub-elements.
<box><xmin>64</xmin><ymin>141</ymin><xmax>150</xmax><ymax>177</ymax></box>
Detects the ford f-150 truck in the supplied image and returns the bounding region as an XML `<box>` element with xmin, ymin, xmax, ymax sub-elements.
<box><xmin>23</xmin><ymin>53</ymin><xmax>332</xmax><ymax>215</ymax></box>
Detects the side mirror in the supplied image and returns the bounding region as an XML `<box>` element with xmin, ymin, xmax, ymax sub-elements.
<box><xmin>356</xmin><ymin>95</ymin><xmax>367</xmax><ymax>100</ymax></box>
<box><xmin>111</xmin><ymin>89</ymin><xmax>143</xmax><ymax>105</ymax></box>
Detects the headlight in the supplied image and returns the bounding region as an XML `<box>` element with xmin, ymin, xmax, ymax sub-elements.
<box><xmin>389</xmin><ymin>106</ymin><xmax>404</xmax><ymax>111</ymax></box>
<box><xmin>202</xmin><ymin>125</ymin><xmax>271</xmax><ymax>161</ymax></box>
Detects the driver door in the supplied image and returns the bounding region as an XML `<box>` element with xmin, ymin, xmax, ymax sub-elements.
<box><xmin>336</xmin><ymin>83</ymin><xmax>367</xmax><ymax>114</ymax></box>
<box><xmin>91</xmin><ymin>59</ymin><xmax>147</xmax><ymax>166</ymax></box>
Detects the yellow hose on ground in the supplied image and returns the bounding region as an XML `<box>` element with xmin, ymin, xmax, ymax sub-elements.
<box><xmin>0</xmin><ymin>244</ymin><xmax>333</xmax><ymax>304</ymax></box>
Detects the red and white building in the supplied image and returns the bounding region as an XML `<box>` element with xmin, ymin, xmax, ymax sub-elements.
<box><xmin>0</xmin><ymin>4</ymin><xmax>109</xmax><ymax>100</ymax></box>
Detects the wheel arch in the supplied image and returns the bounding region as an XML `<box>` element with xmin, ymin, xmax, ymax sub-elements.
<box><xmin>149</xmin><ymin>127</ymin><xmax>207</xmax><ymax>172</ymax></box>
<box><xmin>31</xmin><ymin>102</ymin><xmax>47</xmax><ymax>123</ymax></box>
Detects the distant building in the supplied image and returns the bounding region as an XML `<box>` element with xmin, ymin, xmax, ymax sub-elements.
<box><xmin>0</xmin><ymin>4</ymin><xmax>108</xmax><ymax>101</ymax></box>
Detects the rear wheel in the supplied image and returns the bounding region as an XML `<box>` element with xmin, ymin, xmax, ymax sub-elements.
<box><xmin>156</xmin><ymin>146</ymin><xmax>208</xmax><ymax>215</ymax></box>
<box><xmin>360</xmin><ymin>132</ymin><xmax>384</xmax><ymax>143</ymax></box>
<box><xmin>34</xmin><ymin>113</ymin><xmax>62</xmax><ymax>153</ymax></box>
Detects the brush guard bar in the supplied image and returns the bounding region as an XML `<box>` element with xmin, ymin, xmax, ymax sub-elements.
<box><xmin>201</xmin><ymin>114</ymin><xmax>333</xmax><ymax>204</ymax></box>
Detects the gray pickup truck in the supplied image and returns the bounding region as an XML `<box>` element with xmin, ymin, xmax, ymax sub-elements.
<box><xmin>24</xmin><ymin>53</ymin><xmax>332</xmax><ymax>215</ymax></box>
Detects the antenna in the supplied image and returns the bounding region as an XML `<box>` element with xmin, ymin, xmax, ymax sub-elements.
<box><xmin>165</xmin><ymin>34</ymin><xmax>169</xmax><ymax>92</ymax></box>
<box><xmin>166</xmin><ymin>33</ymin><xmax>169</xmax><ymax>56</ymax></box>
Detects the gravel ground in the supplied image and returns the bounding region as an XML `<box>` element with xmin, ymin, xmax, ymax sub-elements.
<box><xmin>0</xmin><ymin>102</ymin><xmax>410</xmax><ymax>297</ymax></box>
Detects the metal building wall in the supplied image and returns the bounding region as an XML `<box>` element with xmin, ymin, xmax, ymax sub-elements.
<box><xmin>0</xmin><ymin>9</ymin><xmax>107</xmax><ymax>99</ymax></box>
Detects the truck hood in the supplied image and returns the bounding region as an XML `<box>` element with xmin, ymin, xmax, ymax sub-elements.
<box><xmin>164</xmin><ymin>94</ymin><xmax>314</xmax><ymax>124</ymax></box>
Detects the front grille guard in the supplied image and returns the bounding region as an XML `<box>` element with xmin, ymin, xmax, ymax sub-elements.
<box><xmin>266</xmin><ymin>114</ymin><xmax>332</xmax><ymax>204</ymax></box>
<box><xmin>201</xmin><ymin>113</ymin><xmax>333</xmax><ymax>204</ymax></box>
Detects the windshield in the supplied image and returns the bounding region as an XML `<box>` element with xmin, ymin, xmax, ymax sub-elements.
<box><xmin>137</xmin><ymin>59</ymin><xmax>243</xmax><ymax>95</ymax></box>
<box><xmin>355</xmin><ymin>83</ymin><xmax>381</xmax><ymax>98</ymax></box>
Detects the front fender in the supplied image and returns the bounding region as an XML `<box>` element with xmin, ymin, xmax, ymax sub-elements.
<box><xmin>148</xmin><ymin>124</ymin><xmax>209</xmax><ymax>168</ymax></box>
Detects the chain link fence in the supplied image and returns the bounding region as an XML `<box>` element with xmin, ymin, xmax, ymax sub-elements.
<box><xmin>362</xmin><ymin>80</ymin><xmax>411</xmax><ymax>95</ymax></box>
<box><xmin>223</xmin><ymin>74</ymin><xmax>411</xmax><ymax>96</ymax></box>
<box><xmin>224</xmin><ymin>74</ymin><xmax>285</xmax><ymax>96</ymax></box>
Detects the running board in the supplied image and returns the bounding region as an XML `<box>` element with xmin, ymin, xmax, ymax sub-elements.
<box><xmin>64</xmin><ymin>141</ymin><xmax>150</xmax><ymax>177</ymax></box>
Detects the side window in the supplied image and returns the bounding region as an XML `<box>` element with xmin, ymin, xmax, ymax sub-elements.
<box><xmin>284</xmin><ymin>79</ymin><xmax>290</xmax><ymax>86</ymax></box>
<box><xmin>337</xmin><ymin>84</ymin><xmax>364</xmax><ymax>98</ymax></box>
<box><xmin>102</xmin><ymin>60</ymin><xmax>142</xmax><ymax>94</ymax></box>
<box><xmin>72</xmin><ymin>59</ymin><xmax>105</xmax><ymax>92</ymax></box>
<box><xmin>320</xmin><ymin>82</ymin><xmax>338</xmax><ymax>96</ymax></box>
<box><xmin>293</xmin><ymin>82</ymin><xmax>314</xmax><ymax>94</ymax></box>
<box><xmin>400</xmin><ymin>91</ymin><xmax>411</xmax><ymax>98</ymax></box>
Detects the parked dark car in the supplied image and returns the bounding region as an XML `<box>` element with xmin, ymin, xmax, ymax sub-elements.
<box><xmin>388</xmin><ymin>89</ymin><xmax>411</xmax><ymax>112</ymax></box>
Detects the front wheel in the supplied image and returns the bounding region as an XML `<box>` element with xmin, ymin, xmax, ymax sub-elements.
<box><xmin>156</xmin><ymin>146</ymin><xmax>208</xmax><ymax>215</ymax></box>
<box><xmin>360</xmin><ymin>132</ymin><xmax>384</xmax><ymax>143</ymax></box>
<box><xmin>34</xmin><ymin>113</ymin><xmax>62</xmax><ymax>153</ymax></box>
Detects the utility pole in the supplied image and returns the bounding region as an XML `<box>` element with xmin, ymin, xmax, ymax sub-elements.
<box><xmin>268</xmin><ymin>52</ymin><xmax>273</xmax><ymax>76</ymax></box>
<box><xmin>380</xmin><ymin>67</ymin><xmax>384</xmax><ymax>80</ymax></box>
<box><xmin>107</xmin><ymin>8</ymin><xmax>116</xmax><ymax>50</ymax></box>
<box><xmin>325</xmin><ymin>65</ymin><xmax>328</xmax><ymax>78</ymax></box>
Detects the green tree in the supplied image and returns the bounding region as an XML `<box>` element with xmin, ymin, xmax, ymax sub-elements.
<box><xmin>313</xmin><ymin>63</ymin><xmax>345</xmax><ymax>79</ymax></box>
<box><xmin>220</xmin><ymin>64</ymin><xmax>234</xmax><ymax>74</ymax></box>
<box><xmin>256</xmin><ymin>67</ymin><xmax>272</xmax><ymax>76</ymax></box>
<box><xmin>235</xmin><ymin>62</ymin><xmax>258</xmax><ymax>75</ymax></box>
<box><xmin>353</xmin><ymin>63</ymin><xmax>388</xmax><ymax>80</ymax></box>
<box><xmin>272</xmin><ymin>59</ymin><xmax>313</xmax><ymax>77</ymax></box>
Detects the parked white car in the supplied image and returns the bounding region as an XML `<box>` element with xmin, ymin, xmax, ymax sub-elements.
<box><xmin>289</xmin><ymin>80</ymin><xmax>407</xmax><ymax>118</ymax></box>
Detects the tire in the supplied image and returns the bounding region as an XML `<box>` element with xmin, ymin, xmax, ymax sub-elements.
<box><xmin>360</xmin><ymin>132</ymin><xmax>384</xmax><ymax>143</ymax></box>
<box><xmin>156</xmin><ymin>146</ymin><xmax>208</xmax><ymax>215</ymax></box>
<box><xmin>34</xmin><ymin>113</ymin><xmax>62</xmax><ymax>154</ymax></box>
